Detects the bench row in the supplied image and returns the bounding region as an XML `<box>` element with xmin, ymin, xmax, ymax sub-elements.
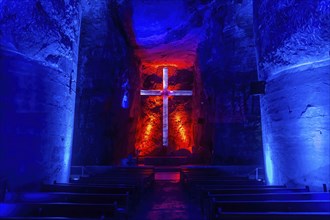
<box><xmin>1</xmin><ymin>166</ymin><xmax>156</xmax><ymax>219</ymax></box>
<box><xmin>181</xmin><ymin>167</ymin><xmax>330</xmax><ymax>220</ymax></box>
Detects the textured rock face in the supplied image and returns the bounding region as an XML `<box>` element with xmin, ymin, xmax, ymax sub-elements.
<box><xmin>0</xmin><ymin>0</ymin><xmax>80</xmax><ymax>70</ymax></box>
<box><xmin>131</xmin><ymin>0</ymin><xmax>207</xmax><ymax>68</ymax></box>
<box><xmin>130</xmin><ymin>0</ymin><xmax>262</xmax><ymax>163</ymax></box>
<box><xmin>254</xmin><ymin>0</ymin><xmax>330</xmax><ymax>80</ymax></box>
<box><xmin>135</xmin><ymin>66</ymin><xmax>193</xmax><ymax>156</ymax></box>
<box><xmin>195</xmin><ymin>0</ymin><xmax>263</xmax><ymax>165</ymax></box>
<box><xmin>72</xmin><ymin>0</ymin><xmax>139</xmax><ymax>165</ymax></box>
<box><xmin>254</xmin><ymin>0</ymin><xmax>330</xmax><ymax>189</ymax></box>
<box><xmin>0</xmin><ymin>0</ymin><xmax>81</xmax><ymax>189</ymax></box>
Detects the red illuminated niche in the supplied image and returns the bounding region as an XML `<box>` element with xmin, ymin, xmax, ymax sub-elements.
<box><xmin>135</xmin><ymin>65</ymin><xmax>193</xmax><ymax>156</ymax></box>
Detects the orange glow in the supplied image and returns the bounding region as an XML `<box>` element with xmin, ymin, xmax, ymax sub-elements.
<box><xmin>146</xmin><ymin>63</ymin><xmax>179</xmax><ymax>69</ymax></box>
<box><xmin>175</xmin><ymin>115</ymin><xmax>187</xmax><ymax>143</ymax></box>
<box><xmin>136</xmin><ymin>48</ymin><xmax>196</xmax><ymax>69</ymax></box>
<box><xmin>136</xmin><ymin>65</ymin><xmax>193</xmax><ymax>156</ymax></box>
<box><xmin>141</xmin><ymin>59</ymin><xmax>193</xmax><ymax>69</ymax></box>
<box><xmin>135</xmin><ymin>96</ymin><xmax>162</xmax><ymax>156</ymax></box>
<box><xmin>175</xmin><ymin>114</ymin><xmax>188</xmax><ymax>143</ymax></box>
<box><xmin>144</xmin><ymin>115</ymin><xmax>154</xmax><ymax>138</ymax></box>
<box><xmin>169</xmin><ymin>108</ymin><xmax>192</xmax><ymax>153</ymax></box>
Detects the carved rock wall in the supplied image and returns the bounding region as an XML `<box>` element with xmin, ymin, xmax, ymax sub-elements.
<box><xmin>254</xmin><ymin>0</ymin><xmax>330</xmax><ymax>190</ymax></box>
<box><xmin>136</xmin><ymin>66</ymin><xmax>193</xmax><ymax>156</ymax></box>
<box><xmin>0</xmin><ymin>0</ymin><xmax>81</xmax><ymax>189</ymax></box>
<box><xmin>196</xmin><ymin>0</ymin><xmax>263</xmax><ymax>165</ymax></box>
<box><xmin>72</xmin><ymin>0</ymin><xmax>140</xmax><ymax>165</ymax></box>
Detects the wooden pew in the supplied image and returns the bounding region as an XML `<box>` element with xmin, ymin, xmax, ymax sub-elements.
<box><xmin>41</xmin><ymin>182</ymin><xmax>140</xmax><ymax>206</ymax></box>
<box><xmin>181</xmin><ymin>167</ymin><xmax>329</xmax><ymax>220</ymax></box>
<box><xmin>4</xmin><ymin>192</ymin><xmax>132</xmax><ymax>215</ymax></box>
<box><xmin>73</xmin><ymin>175</ymin><xmax>153</xmax><ymax>192</ymax></box>
<box><xmin>215</xmin><ymin>212</ymin><xmax>330</xmax><ymax>220</ymax></box>
<box><xmin>198</xmin><ymin>186</ymin><xmax>307</xmax><ymax>205</ymax></box>
<box><xmin>204</xmin><ymin>192</ymin><xmax>330</xmax><ymax>218</ymax></box>
<box><xmin>199</xmin><ymin>186</ymin><xmax>307</xmax><ymax>202</ymax></box>
<box><xmin>208</xmin><ymin>192</ymin><xmax>330</xmax><ymax>201</ymax></box>
<box><xmin>0</xmin><ymin>218</ymin><xmax>100</xmax><ymax>220</ymax></box>
<box><xmin>41</xmin><ymin>183</ymin><xmax>137</xmax><ymax>194</ymax></box>
<box><xmin>186</xmin><ymin>180</ymin><xmax>265</xmax><ymax>194</ymax></box>
<box><xmin>199</xmin><ymin>185</ymin><xmax>288</xmax><ymax>214</ymax></box>
<box><xmin>210</xmin><ymin>200</ymin><xmax>330</xmax><ymax>220</ymax></box>
<box><xmin>186</xmin><ymin>179</ymin><xmax>264</xmax><ymax>185</ymax></box>
<box><xmin>0</xmin><ymin>202</ymin><xmax>118</xmax><ymax>219</ymax></box>
<box><xmin>71</xmin><ymin>167</ymin><xmax>155</xmax><ymax>192</ymax></box>
<box><xmin>181</xmin><ymin>172</ymin><xmax>249</xmax><ymax>179</ymax></box>
<box><xmin>180</xmin><ymin>170</ymin><xmax>249</xmax><ymax>184</ymax></box>
<box><xmin>180</xmin><ymin>166</ymin><xmax>252</xmax><ymax>176</ymax></box>
<box><xmin>44</xmin><ymin>166</ymin><xmax>154</xmax><ymax>209</ymax></box>
<box><xmin>80</xmin><ymin>166</ymin><xmax>155</xmax><ymax>183</ymax></box>
<box><xmin>199</xmin><ymin>184</ymin><xmax>286</xmax><ymax>189</ymax></box>
<box><xmin>0</xmin><ymin>167</ymin><xmax>155</xmax><ymax>219</ymax></box>
<box><xmin>202</xmin><ymin>187</ymin><xmax>309</xmax><ymax>195</ymax></box>
<box><xmin>80</xmin><ymin>166</ymin><xmax>155</xmax><ymax>175</ymax></box>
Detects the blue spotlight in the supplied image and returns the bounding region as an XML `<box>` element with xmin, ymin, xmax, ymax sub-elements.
<box><xmin>121</xmin><ymin>92</ymin><xmax>129</xmax><ymax>109</ymax></box>
<box><xmin>121</xmin><ymin>79</ymin><xmax>130</xmax><ymax>109</ymax></box>
<box><xmin>264</xmin><ymin>149</ymin><xmax>274</xmax><ymax>185</ymax></box>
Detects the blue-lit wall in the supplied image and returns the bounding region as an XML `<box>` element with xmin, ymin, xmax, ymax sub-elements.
<box><xmin>254</xmin><ymin>0</ymin><xmax>330</xmax><ymax>189</ymax></box>
<box><xmin>72</xmin><ymin>0</ymin><xmax>139</xmax><ymax>165</ymax></box>
<box><xmin>0</xmin><ymin>0</ymin><xmax>81</xmax><ymax>190</ymax></box>
<box><xmin>196</xmin><ymin>0</ymin><xmax>263</xmax><ymax>165</ymax></box>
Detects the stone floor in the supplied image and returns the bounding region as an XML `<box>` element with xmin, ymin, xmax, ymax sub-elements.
<box><xmin>132</xmin><ymin>171</ymin><xmax>202</xmax><ymax>220</ymax></box>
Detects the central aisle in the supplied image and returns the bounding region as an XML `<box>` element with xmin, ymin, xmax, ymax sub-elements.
<box><xmin>132</xmin><ymin>171</ymin><xmax>202</xmax><ymax>220</ymax></box>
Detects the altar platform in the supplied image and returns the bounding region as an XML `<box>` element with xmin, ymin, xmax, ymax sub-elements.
<box><xmin>138</xmin><ymin>156</ymin><xmax>188</xmax><ymax>166</ymax></box>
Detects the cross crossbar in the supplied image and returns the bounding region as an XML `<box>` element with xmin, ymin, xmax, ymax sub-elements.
<box><xmin>140</xmin><ymin>67</ymin><xmax>192</xmax><ymax>147</ymax></box>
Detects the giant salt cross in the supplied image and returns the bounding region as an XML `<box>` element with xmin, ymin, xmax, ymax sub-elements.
<box><xmin>140</xmin><ymin>67</ymin><xmax>193</xmax><ymax>147</ymax></box>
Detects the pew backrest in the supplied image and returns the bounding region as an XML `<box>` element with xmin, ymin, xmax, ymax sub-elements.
<box><xmin>0</xmin><ymin>202</ymin><xmax>118</xmax><ymax>218</ymax></box>
<box><xmin>212</xmin><ymin>199</ymin><xmax>330</xmax><ymax>212</ymax></box>
<box><xmin>215</xmin><ymin>211</ymin><xmax>330</xmax><ymax>220</ymax></box>
<box><xmin>4</xmin><ymin>192</ymin><xmax>130</xmax><ymax>209</ymax></box>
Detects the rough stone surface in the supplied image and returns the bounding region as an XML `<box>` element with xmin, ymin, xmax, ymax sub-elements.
<box><xmin>2</xmin><ymin>0</ymin><xmax>328</xmax><ymax>194</ymax></box>
<box><xmin>0</xmin><ymin>0</ymin><xmax>81</xmax><ymax>71</ymax></box>
<box><xmin>128</xmin><ymin>0</ymin><xmax>262</xmax><ymax>164</ymax></box>
<box><xmin>72</xmin><ymin>0</ymin><xmax>139</xmax><ymax>165</ymax></box>
<box><xmin>135</xmin><ymin>66</ymin><xmax>193</xmax><ymax>156</ymax></box>
<box><xmin>261</xmin><ymin>65</ymin><xmax>330</xmax><ymax>190</ymax></box>
<box><xmin>131</xmin><ymin>0</ymin><xmax>208</xmax><ymax>68</ymax></box>
<box><xmin>0</xmin><ymin>0</ymin><xmax>81</xmax><ymax>189</ymax></box>
<box><xmin>254</xmin><ymin>0</ymin><xmax>330</xmax><ymax>79</ymax></box>
<box><xmin>254</xmin><ymin>0</ymin><xmax>330</xmax><ymax>189</ymax></box>
<box><xmin>195</xmin><ymin>0</ymin><xmax>263</xmax><ymax>165</ymax></box>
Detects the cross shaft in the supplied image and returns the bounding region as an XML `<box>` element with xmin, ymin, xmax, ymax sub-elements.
<box><xmin>140</xmin><ymin>67</ymin><xmax>192</xmax><ymax>147</ymax></box>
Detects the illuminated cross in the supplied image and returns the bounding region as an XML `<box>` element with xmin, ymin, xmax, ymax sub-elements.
<box><xmin>140</xmin><ymin>67</ymin><xmax>193</xmax><ymax>147</ymax></box>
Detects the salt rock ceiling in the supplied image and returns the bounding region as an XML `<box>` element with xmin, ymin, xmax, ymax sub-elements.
<box><xmin>131</xmin><ymin>0</ymin><xmax>211</xmax><ymax>68</ymax></box>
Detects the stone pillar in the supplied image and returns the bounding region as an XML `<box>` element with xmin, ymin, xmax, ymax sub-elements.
<box><xmin>196</xmin><ymin>0</ymin><xmax>263</xmax><ymax>165</ymax></box>
<box><xmin>0</xmin><ymin>0</ymin><xmax>81</xmax><ymax>190</ymax></box>
<box><xmin>72</xmin><ymin>0</ymin><xmax>139</xmax><ymax>165</ymax></box>
<box><xmin>254</xmin><ymin>0</ymin><xmax>330</xmax><ymax>190</ymax></box>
